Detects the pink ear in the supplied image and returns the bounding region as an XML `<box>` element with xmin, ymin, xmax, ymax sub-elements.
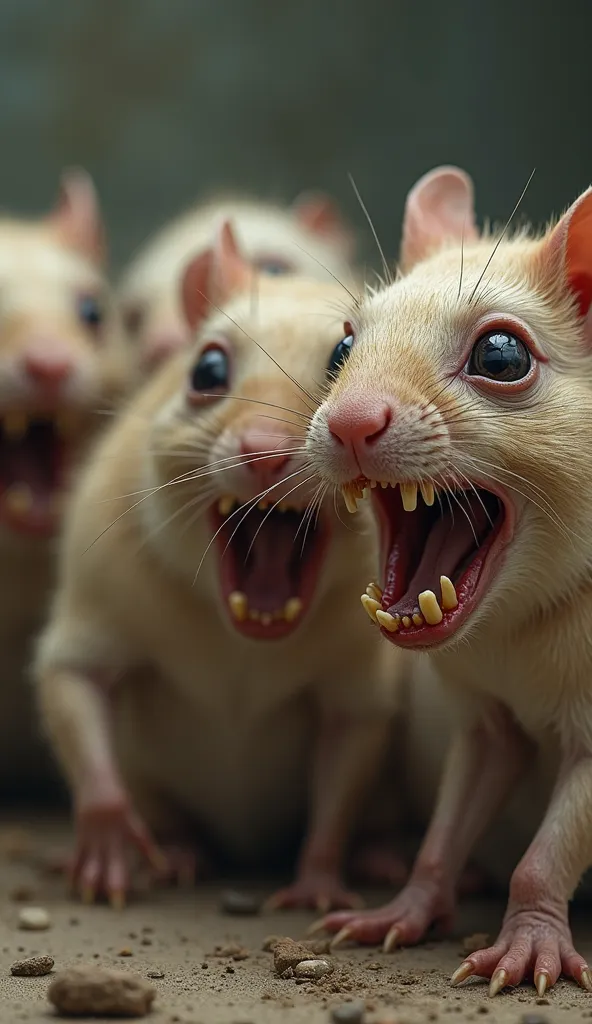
<box><xmin>400</xmin><ymin>166</ymin><xmax>478</xmax><ymax>271</ymax></box>
<box><xmin>541</xmin><ymin>188</ymin><xmax>592</xmax><ymax>322</ymax></box>
<box><xmin>48</xmin><ymin>168</ymin><xmax>105</xmax><ymax>264</ymax></box>
<box><xmin>293</xmin><ymin>191</ymin><xmax>355</xmax><ymax>256</ymax></box>
<box><xmin>180</xmin><ymin>220</ymin><xmax>252</xmax><ymax>332</ymax></box>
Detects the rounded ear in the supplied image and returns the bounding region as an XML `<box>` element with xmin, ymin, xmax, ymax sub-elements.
<box><xmin>180</xmin><ymin>219</ymin><xmax>252</xmax><ymax>332</ymax></box>
<box><xmin>292</xmin><ymin>190</ymin><xmax>355</xmax><ymax>258</ymax></box>
<box><xmin>400</xmin><ymin>166</ymin><xmax>478</xmax><ymax>272</ymax></box>
<box><xmin>47</xmin><ymin>167</ymin><xmax>106</xmax><ymax>265</ymax></box>
<box><xmin>537</xmin><ymin>187</ymin><xmax>592</xmax><ymax>328</ymax></box>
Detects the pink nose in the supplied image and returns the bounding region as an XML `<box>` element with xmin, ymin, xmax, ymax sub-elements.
<box><xmin>327</xmin><ymin>398</ymin><xmax>392</xmax><ymax>453</ymax></box>
<box><xmin>23</xmin><ymin>343</ymin><xmax>73</xmax><ymax>388</ymax></box>
<box><xmin>142</xmin><ymin>331</ymin><xmax>188</xmax><ymax>371</ymax></box>
<box><xmin>240</xmin><ymin>430</ymin><xmax>291</xmax><ymax>483</ymax></box>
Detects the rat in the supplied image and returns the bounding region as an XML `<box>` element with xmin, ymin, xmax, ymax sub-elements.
<box><xmin>303</xmin><ymin>164</ymin><xmax>592</xmax><ymax>996</ymax></box>
<box><xmin>33</xmin><ymin>218</ymin><xmax>402</xmax><ymax>909</ymax></box>
<box><xmin>117</xmin><ymin>190</ymin><xmax>356</xmax><ymax>375</ymax></box>
<box><xmin>0</xmin><ymin>169</ymin><xmax>129</xmax><ymax>796</ymax></box>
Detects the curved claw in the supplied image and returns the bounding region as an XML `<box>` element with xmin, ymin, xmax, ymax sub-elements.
<box><xmin>489</xmin><ymin>968</ymin><xmax>508</xmax><ymax>998</ymax></box>
<box><xmin>581</xmin><ymin>968</ymin><xmax>592</xmax><ymax>993</ymax></box>
<box><xmin>316</xmin><ymin>895</ymin><xmax>331</xmax><ymax>915</ymax></box>
<box><xmin>307</xmin><ymin>918</ymin><xmax>329</xmax><ymax>936</ymax></box>
<box><xmin>535</xmin><ymin>971</ymin><xmax>549</xmax><ymax>998</ymax></box>
<box><xmin>450</xmin><ymin>961</ymin><xmax>475</xmax><ymax>987</ymax></box>
<box><xmin>382</xmin><ymin>926</ymin><xmax>400</xmax><ymax>954</ymax></box>
<box><xmin>330</xmin><ymin>926</ymin><xmax>354</xmax><ymax>950</ymax></box>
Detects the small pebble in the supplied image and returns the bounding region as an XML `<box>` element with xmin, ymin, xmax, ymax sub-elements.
<box><xmin>18</xmin><ymin>907</ymin><xmax>50</xmax><ymax>931</ymax></box>
<box><xmin>11</xmin><ymin>955</ymin><xmax>54</xmax><ymax>977</ymax></box>
<box><xmin>147</xmin><ymin>970</ymin><xmax>165</xmax><ymax>979</ymax></box>
<box><xmin>118</xmin><ymin>948</ymin><xmax>133</xmax><ymax>957</ymax></box>
<box><xmin>535</xmin><ymin>999</ymin><xmax>550</xmax><ymax>1007</ymax></box>
<box><xmin>219</xmin><ymin>889</ymin><xmax>261</xmax><ymax>915</ymax></box>
<box><xmin>294</xmin><ymin>959</ymin><xmax>333</xmax><ymax>980</ymax></box>
<box><xmin>330</xmin><ymin>999</ymin><xmax>366</xmax><ymax>1024</ymax></box>
<box><xmin>48</xmin><ymin>965</ymin><xmax>155</xmax><ymax>1017</ymax></box>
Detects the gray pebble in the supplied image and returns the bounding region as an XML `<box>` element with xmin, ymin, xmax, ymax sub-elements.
<box><xmin>219</xmin><ymin>890</ymin><xmax>260</xmax><ymax>916</ymax></box>
<box><xmin>331</xmin><ymin>1000</ymin><xmax>366</xmax><ymax>1024</ymax></box>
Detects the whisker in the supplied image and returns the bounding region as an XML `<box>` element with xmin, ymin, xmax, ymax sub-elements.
<box><xmin>468</xmin><ymin>168</ymin><xmax>536</xmax><ymax>306</ymax></box>
<box><xmin>348</xmin><ymin>172</ymin><xmax>393</xmax><ymax>286</ymax></box>
<box><xmin>291</xmin><ymin>241</ymin><xmax>360</xmax><ymax>306</ymax></box>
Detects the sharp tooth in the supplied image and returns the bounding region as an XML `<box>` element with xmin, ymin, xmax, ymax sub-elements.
<box><xmin>412</xmin><ymin>613</ymin><xmax>424</xmax><ymax>627</ymax></box>
<box><xmin>370</xmin><ymin>480</ymin><xmax>377</xmax><ymax>489</ymax></box>
<box><xmin>420</xmin><ymin>481</ymin><xmax>435</xmax><ymax>506</ymax></box>
<box><xmin>418</xmin><ymin>590</ymin><xmax>443</xmax><ymax>626</ymax></box>
<box><xmin>228</xmin><ymin>591</ymin><xmax>248</xmax><ymax>622</ymax></box>
<box><xmin>401</xmin><ymin>615</ymin><xmax>412</xmax><ymax>629</ymax></box>
<box><xmin>380</xmin><ymin>481</ymin><xmax>389</xmax><ymax>489</ymax></box>
<box><xmin>284</xmin><ymin>597</ymin><xmax>303</xmax><ymax>622</ymax></box>
<box><xmin>341</xmin><ymin>485</ymin><xmax>359</xmax><ymax>514</ymax></box>
<box><xmin>218</xmin><ymin>496</ymin><xmax>235</xmax><ymax>517</ymax></box>
<box><xmin>362</xmin><ymin>487</ymin><xmax>370</xmax><ymax>500</ymax></box>
<box><xmin>360</xmin><ymin>594</ymin><xmax>380</xmax><ymax>622</ymax></box>
<box><xmin>400</xmin><ymin>483</ymin><xmax>418</xmax><ymax>512</ymax></box>
<box><xmin>440</xmin><ymin>575</ymin><xmax>458</xmax><ymax>611</ymax></box>
<box><xmin>4</xmin><ymin>483</ymin><xmax>32</xmax><ymax>516</ymax></box>
<box><xmin>4</xmin><ymin>412</ymin><xmax>27</xmax><ymax>440</ymax></box>
<box><xmin>260</xmin><ymin>612</ymin><xmax>273</xmax><ymax>626</ymax></box>
<box><xmin>56</xmin><ymin>411</ymin><xmax>77</xmax><ymax>438</ymax></box>
<box><xmin>375</xmin><ymin>609</ymin><xmax>399</xmax><ymax>632</ymax></box>
<box><xmin>366</xmin><ymin>582</ymin><xmax>383</xmax><ymax>603</ymax></box>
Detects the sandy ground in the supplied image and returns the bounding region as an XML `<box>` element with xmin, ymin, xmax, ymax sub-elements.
<box><xmin>0</xmin><ymin>816</ymin><xmax>590</xmax><ymax>1023</ymax></box>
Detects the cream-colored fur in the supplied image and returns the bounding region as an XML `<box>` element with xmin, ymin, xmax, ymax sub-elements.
<box><xmin>34</xmin><ymin>267</ymin><xmax>400</xmax><ymax>897</ymax></box>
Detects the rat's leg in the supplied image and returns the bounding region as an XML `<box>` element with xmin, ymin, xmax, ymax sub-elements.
<box><xmin>454</xmin><ymin>752</ymin><xmax>592</xmax><ymax>996</ymax></box>
<box><xmin>38</xmin><ymin>667</ymin><xmax>165</xmax><ymax>906</ymax></box>
<box><xmin>318</xmin><ymin>705</ymin><xmax>531</xmax><ymax>949</ymax></box>
<box><xmin>267</xmin><ymin>712</ymin><xmax>390</xmax><ymax>912</ymax></box>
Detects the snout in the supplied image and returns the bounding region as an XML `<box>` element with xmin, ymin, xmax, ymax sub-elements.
<box><xmin>308</xmin><ymin>390</ymin><xmax>399</xmax><ymax>483</ymax></box>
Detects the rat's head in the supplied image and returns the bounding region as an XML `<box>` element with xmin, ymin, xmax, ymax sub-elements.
<box><xmin>119</xmin><ymin>191</ymin><xmax>355</xmax><ymax>376</ymax></box>
<box><xmin>0</xmin><ymin>169</ymin><xmax>126</xmax><ymax>539</ymax></box>
<box><xmin>144</xmin><ymin>219</ymin><xmax>373</xmax><ymax>640</ymax></box>
<box><xmin>306</xmin><ymin>166</ymin><xmax>592</xmax><ymax>651</ymax></box>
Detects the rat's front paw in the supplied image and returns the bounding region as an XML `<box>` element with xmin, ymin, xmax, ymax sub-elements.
<box><xmin>266</xmin><ymin>871</ymin><xmax>364</xmax><ymax>914</ymax></box>
<box><xmin>451</xmin><ymin>905</ymin><xmax>592</xmax><ymax>996</ymax></box>
<box><xmin>313</xmin><ymin>879</ymin><xmax>454</xmax><ymax>951</ymax></box>
<box><xmin>71</xmin><ymin>795</ymin><xmax>166</xmax><ymax>908</ymax></box>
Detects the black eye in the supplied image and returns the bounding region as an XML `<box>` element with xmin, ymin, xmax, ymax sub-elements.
<box><xmin>190</xmin><ymin>345</ymin><xmax>229</xmax><ymax>392</ymax></box>
<box><xmin>327</xmin><ymin>334</ymin><xmax>354</xmax><ymax>378</ymax></box>
<box><xmin>467</xmin><ymin>330</ymin><xmax>531</xmax><ymax>382</ymax></box>
<box><xmin>78</xmin><ymin>294</ymin><xmax>103</xmax><ymax>331</ymax></box>
<box><xmin>254</xmin><ymin>257</ymin><xmax>293</xmax><ymax>276</ymax></box>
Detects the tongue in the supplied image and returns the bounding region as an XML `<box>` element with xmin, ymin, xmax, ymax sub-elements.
<box><xmin>237</xmin><ymin>514</ymin><xmax>297</xmax><ymax>611</ymax></box>
<box><xmin>390</xmin><ymin>500</ymin><xmax>491</xmax><ymax>615</ymax></box>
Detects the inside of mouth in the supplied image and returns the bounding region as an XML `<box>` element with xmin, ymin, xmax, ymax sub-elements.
<box><xmin>377</xmin><ymin>486</ymin><xmax>503</xmax><ymax>621</ymax></box>
<box><xmin>0</xmin><ymin>418</ymin><xmax>64</xmax><ymax>514</ymax></box>
<box><xmin>213</xmin><ymin>499</ymin><xmax>324</xmax><ymax>627</ymax></box>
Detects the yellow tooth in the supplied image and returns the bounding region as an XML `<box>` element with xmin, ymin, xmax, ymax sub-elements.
<box><xmin>418</xmin><ymin>590</ymin><xmax>443</xmax><ymax>626</ymax></box>
<box><xmin>341</xmin><ymin>485</ymin><xmax>358</xmax><ymax>514</ymax></box>
<box><xmin>4</xmin><ymin>412</ymin><xmax>27</xmax><ymax>440</ymax></box>
<box><xmin>277</xmin><ymin>501</ymin><xmax>289</xmax><ymax>513</ymax></box>
<box><xmin>412</xmin><ymin>613</ymin><xmax>424</xmax><ymax>627</ymax></box>
<box><xmin>380</xmin><ymin>480</ymin><xmax>389</xmax><ymax>489</ymax></box>
<box><xmin>440</xmin><ymin>575</ymin><xmax>458</xmax><ymax>611</ymax></box>
<box><xmin>362</xmin><ymin>487</ymin><xmax>370</xmax><ymax>500</ymax></box>
<box><xmin>375</xmin><ymin>609</ymin><xmax>399</xmax><ymax>632</ymax></box>
<box><xmin>260</xmin><ymin>612</ymin><xmax>273</xmax><ymax>626</ymax></box>
<box><xmin>370</xmin><ymin>480</ymin><xmax>377</xmax><ymax>489</ymax></box>
<box><xmin>218</xmin><ymin>495</ymin><xmax>235</xmax><ymax>517</ymax></box>
<box><xmin>400</xmin><ymin>483</ymin><xmax>418</xmax><ymax>512</ymax></box>
<box><xmin>56</xmin><ymin>411</ymin><xmax>77</xmax><ymax>438</ymax></box>
<box><xmin>401</xmin><ymin>615</ymin><xmax>412</xmax><ymax>629</ymax></box>
<box><xmin>284</xmin><ymin>597</ymin><xmax>303</xmax><ymax>622</ymax></box>
<box><xmin>366</xmin><ymin>582</ymin><xmax>383</xmax><ymax>603</ymax></box>
<box><xmin>420</xmin><ymin>481</ymin><xmax>435</xmax><ymax>506</ymax></box>
<box><xmin>228</xmin><ymin>591</ymin><xmax>248</xmax><ymax>622</ymax></box>
<box><xmin>4</xmin><ymin>483</ymin><xmax>33</xmax><ymax>516</ymax></box>
<box><xmin>360</xmin><ymin>594</ymin><xmax>380</xmax><ymax>622</ymax></box>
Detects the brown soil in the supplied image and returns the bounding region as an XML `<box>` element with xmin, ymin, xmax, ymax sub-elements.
<box><xmin>0</xmin><ymin>816</ymin><xmax>590</xmax><ymax>1023</ymax></box>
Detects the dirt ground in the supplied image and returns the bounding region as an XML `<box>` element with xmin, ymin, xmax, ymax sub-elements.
<box><xmin>0</xmin><ymin>816</ymin><xmax>590</xmax><ymax>1023</ymax></box>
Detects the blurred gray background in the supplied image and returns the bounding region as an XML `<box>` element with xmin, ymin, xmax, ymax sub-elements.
<box><xmin>0</xmin><ymin>0</ymin><xmax>590</xmax><ymax>272</ymax></box>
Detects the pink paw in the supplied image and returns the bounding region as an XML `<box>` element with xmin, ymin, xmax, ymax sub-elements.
<box><xmin>451</xmin><ymin>906</ymin><xmax>592</xmax><ymax>995</ymax></box>
<box><xmin>70</xmin><ymin>797</ymin><xmax>166</xmax><ymax>907</ymax></box>
<box><xmin>315</xmin><ymin>879</ymin><xmax>454</xmax><ymax>950</ymax></box>
<box><xmin>266</xmin><ymin>872</ymin><xmax>364</xmax><ymax>914</ymax></box>
<box><xmin>349</xmin><ymin>841</ymin><xmax>408</xmax><ymax>887</ymax></box>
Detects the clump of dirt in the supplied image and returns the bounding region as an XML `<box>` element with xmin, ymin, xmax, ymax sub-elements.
<box><xmin>47</xmin><ymin>965</ymin><xmax>156</xmax><ymax>1018</ymax></box>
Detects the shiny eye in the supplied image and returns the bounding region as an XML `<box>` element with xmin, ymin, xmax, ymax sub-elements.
<box><xmin>78</xmin><ymin>294</ymin><xmax>103</xmax><ymax>331</ymax></box>
<box><xmin>327</xmin><ymin>331</ymin><xmax>354</xmax><ymax>378</ymax></box>
<box><xmin>189</xmin><ymin>345</ymin><xmax>229</xmax><ymax>392</ymax></box>
<box><xmin>254</xmin><ymin>257</ymin><xmax>294</xmax><ymax>276</ymax></box>
<box><xmin>467</xmin><ymin>330</ymin><xmax>531</xmax><ymax>382</ymax></box>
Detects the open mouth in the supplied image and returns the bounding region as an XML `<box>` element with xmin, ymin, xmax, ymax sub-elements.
<box><xmin>0</xmin><ymin>411</ymin><xmax>77</xmax><ymax>536</ymax></box>
<box><xmin>210</xmin><ymin>495</ymin><xmax>330</xmax><ymax>640</ymax></box>
<box><xmin>343</xmin><ymin>477</ymin><xmax>513</xmax><ymax>649</ymax></box>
